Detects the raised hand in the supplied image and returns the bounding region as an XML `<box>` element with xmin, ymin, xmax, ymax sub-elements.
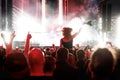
<box><xmin>27</xmin><ymin>32</ymin><xmax>32</xmax><ymax>40</ymax></box>
<box><xmin>1</xmin><ymin>33</ymin><xmax>5</xmax><ymax>39</ymax></box>
<box><xmin>10</xmin><ymin>31</ymin><xmax>16</xmax><ymax>40</ymax></box>
<box><xmin>24</xmin><ymin>32</ymin><xmax>32</xmax><ymax>59</ymax></box>
<box><xmin>1</xmin><ymin>31</ymin><xmax>16</xmax><ymax>57</ymax></box>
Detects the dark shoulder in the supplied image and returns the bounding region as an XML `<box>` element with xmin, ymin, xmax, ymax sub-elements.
<box><xmin>60</xmin><ymin>38</ymin><xmax>63</xmax><ymax>42</ymax></box>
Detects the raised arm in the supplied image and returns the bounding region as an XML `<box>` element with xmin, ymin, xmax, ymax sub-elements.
<box><xmin>24</xmin><ymin>32</ymin><xmax>32</xmax><ymax>59</ymax></box>
<box><xmin>1</xmin><ymin>31</ymin><xmax>16</xmax><ymax>57</ymax></box>
<box><xmin>72</xmin><ymin>28</ymin><xmax>81</xmax><ymax>39</ymax></box>
<box><xmin>1</xmin><ymin>33</ymin><xmax>7</xmax><ymax>47</ymax></box>
<box><xmin>60</xmin><ymin>38</ymin><xmax>63</xmax><ymax>48</ymax></box>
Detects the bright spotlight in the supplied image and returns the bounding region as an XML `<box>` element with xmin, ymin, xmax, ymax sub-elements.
<box><xmin>114</xmin><ymin>16</ymin><xmax>120</xmax><ymax>48</ymax></box>
<box><xmin>117</xmin><ymin>17</ymin><xmax>120</xmax><ymax>26</ymax></box>
<box><xmin>66</xmin><ymin>17</ymin><xmax>84</xmax><ymax>33</ymax></box>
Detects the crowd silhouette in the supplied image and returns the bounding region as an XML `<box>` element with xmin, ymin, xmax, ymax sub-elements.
<box><xmin>0</xmin><ymin>27</ymin><xmax>120</xmax><ymax>80</ymax></box>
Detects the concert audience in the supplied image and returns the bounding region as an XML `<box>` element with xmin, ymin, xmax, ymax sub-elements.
<box><xmin>3</xmin><ymin>51</ymin><xmax>30</xmax><ymax>79</ymax></box>
<box><xmin>76</xmin><ymin>49</ymin><xmax>89</xmax><ymax>80</ymax></box>
<box><xmin>53</xmin><ymin>47</ymin><xmax>79</xmax><ymax>80</ymax></box>
<box><xmin>1</xmin><ymin>30</ymin><xmax>120</xmax><ymax>80</ymax></box>
<box><xmin>44</xmin><ymin>56</ymin><xmax>56</xmax><ymax>76</ymax></box>
<box><xmin>88</xmin><ymin>48</ymin><xmax>117</xmax><ymax>80</ymax></box>
<box><xmin>28</xmin><ymin>48</ymin><xmax>45</xmax><ymax>76</ymax></box>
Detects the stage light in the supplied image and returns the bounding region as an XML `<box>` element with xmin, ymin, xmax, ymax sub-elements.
<box><xmin>58</xmin><ymin>0</ymin><xmax>63</xmax><ymax>25</ymax></box>
<box><xmin>114</xmin><ymin>16</ymin><xmax>120</xmax><ymax>48</ymax></box>
<box><xmin>66</xmin><ymin>17</ymin><xmax>84</xmax><ymax>33</ymax></box>
<box><xmin>117</xmin><ymin>16</ymin><xmax>120</xmax><ymax>26</ymax></box>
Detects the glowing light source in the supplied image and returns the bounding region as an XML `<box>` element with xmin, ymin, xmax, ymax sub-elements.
<box><xmin>58</xmin><ymin>0</ymin><xmax>63</xmax><ymax>25</ymax></box>
<box><xmin>66</xmin><ymin>17</ymin><xmax>84</xmax><ymax>32</ymax></box>
<box><xmin>117</xmin><ymin>17</ymin><xmax>120</xmax><ymax>26</ymax></box>
<box><xmin>14</xmin><ymin>13</ymin><xmax>47</xmax><ymax>42</ymax></box>
<box><xmin>65</xmin><ymin>17</ymin><xmax>99</xmax><ymax>46</ymax></box>
<box><xmin>98</xmin><ymin>18</ymin><xmax>102</xmax><ymax>30</ymax></box>
<box><xmin>15</xmin><ymin>14</ymin><xmax>42</xmax><ymax>32</ymax></box>
<box><xmin>114</xmin><ymin>16</ymin><xmax>120</xmax><ymax>48</ymax></box>
<box><xmin>42</xmin><ymin>0</ymin><xmax>46</xmax><ymax>25</ymax></box>
<box><xmin>12</xmin><ymin>0</ymin><xmax>99</xmax><ymax>47</ymax></box>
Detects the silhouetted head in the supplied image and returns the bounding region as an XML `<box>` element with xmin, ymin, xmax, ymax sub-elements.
<box><xmin>28</xmin><ymin>48</ymin><xmax>45</xmax><ymax>76</ymax></box>
<box><xmin>29</xmin><ymin>48</ymin><xmax>45</xmax><ymax>65</ymax></box>
<box><xmin>89</xmin><ymin>48</ymin><xmax>117</xmax><ymax>77</ymax></box>
<box><xmin>3</xmin><ymin>51</ymin><xmax>29</xmax><ymax>79</ymax></box>
<box><xmin>44</xmin><ymin>56</ymin><xmax>56</xmax><ymax>73</ymax></box>
<box><xmin>56</xmin><ymin>48</ymin><xmax>69</xmax><ymax>62</ymax></box>
<box><xmin>76</xmin><ymin>49</ymin><xmax>85</xmax><ymax>61</ymax></box>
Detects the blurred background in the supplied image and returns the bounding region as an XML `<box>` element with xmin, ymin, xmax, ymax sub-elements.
<box><xmin>0</xmin><ymin>0</ymin><xmax>120</xmax><ymax>48</ymax></box>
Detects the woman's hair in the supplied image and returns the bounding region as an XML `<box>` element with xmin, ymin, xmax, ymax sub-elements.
<box><xmin>62</xmin><ymin>27</ymin><xmax>72</xmax><ymax>37</ymax></box>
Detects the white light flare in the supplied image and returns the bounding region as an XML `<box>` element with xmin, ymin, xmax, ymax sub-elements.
<box><xmin>15</xmin><ymin>14</ymin><xmax>42</xmax><ymax>32</ymax></box>
<box><xmin>98</xmin><ymin>17</ymin><xmax>102</xmax><ymax>30</ymax></box>
<box><xmin>76</xmin><ymin>24</ymin><xmax>97</xmax><ymax>40</ymax></box>
<box><xmin>66</xmin><ymin>17</ymin><xmax>84</xmax><ymax>33</ymax></box>
<box><xmin>65</xmin><ymin>17</ymin><xmax>99</xmax><ymax>46</ymax></box>
<box><xmin>14</xmin><ymin>13</ymin><xmax>47</xmax><ymax>42</ymax></box>
<box><xmin>58</xmin><ymin>0</ymin><xmax>63</xmax><ymax>25</ymax></box>
<box><xmin>115</xmin><ymin>16</ymin><xmax>120</xmax><ymax>48</ymax></box>
<box><xmin>42</xmin><ymin>0</ymin><xmax>46</xmax><ymax>25</ymax></box>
